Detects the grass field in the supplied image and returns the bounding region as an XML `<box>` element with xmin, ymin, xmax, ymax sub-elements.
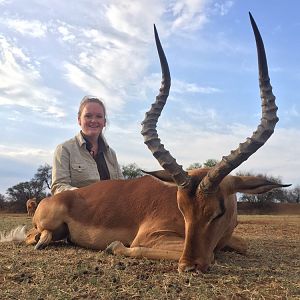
<box><xmin>0</xmin><ymin>214</ymin><xmax>299</xmax><ymax>299</ymax></box>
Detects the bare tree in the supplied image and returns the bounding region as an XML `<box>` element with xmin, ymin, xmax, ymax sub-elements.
<box><xmin>186</xmin><ymin>162</ymin><xmax>202</xmax><ymax>170</ymax></box>
<box><xmin>6</xmin><ymin>179</ymin><xmax>46</xmax><ymax>212</ymax></box>
<box><xmin>122</xmin><ymin>163</ymin><xmax>144</xmax><ymax>179</ymax></box>
<box><xmin>203</xmin><ymin>159</ymin><xmax>219</xmax><ymax>168</ymax></box>
<box><xmin>34</xmin><ymin>164</ymin><xmax>52</xmax><ymax>190</ymax></box>
<box><xmin>5</xmin><ymin>164</ymin><xmax>51</xmax><ymax>212</ymax></box>
<box><xmin>0</xmin><ymin>193</ymin><xmax>6</xmax><ymax>211</ymax></box>
<box><xmin>286</xmin><ymin>185</ymin><xmax>300</xmax><ymax>203</ymax></box>
<box><xmin>187</xmin><ymin>159</ymin><xmax>219</xmax><ymax>171</ymax></box>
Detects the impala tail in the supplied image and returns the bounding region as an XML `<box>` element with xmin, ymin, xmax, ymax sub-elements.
<box><xmin>0</xmin><ymin>225</ymin><xmax>27</xmax><ymax>243</ymax></box>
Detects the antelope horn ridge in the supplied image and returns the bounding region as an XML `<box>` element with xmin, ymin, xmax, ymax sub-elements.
<box><xmin>141</xmin><ymin>25</ymin><xmax>190</xmax><ymax>188</ymax></box>
<box><xmin>200</xmin><ymin>12</ymin><xmax>278</xmax><ymax>193</ymax></box>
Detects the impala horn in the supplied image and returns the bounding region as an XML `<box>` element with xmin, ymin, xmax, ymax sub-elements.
<box><xmin>141</xmin><ymin>25</ymin><xmax>191</xmax><ymax>188</ymax></box>
<box><xmin>200</xmin><ymin>12</ymin><xmax>278</xmax><ymax>193</ymax></box>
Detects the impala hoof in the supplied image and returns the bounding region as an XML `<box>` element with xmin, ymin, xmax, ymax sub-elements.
<box><xmin>105</xmin><ymin>241</ymin><xmax>124</xmax><ymax>255</ymax></box>
<box><xmin>34</xmin><ymin>240</ymin><xmax>47</xmax><ymax>250</ymax></box>
<box><xmin>178</xmin><ymin>262</ymin><xmax>210</xmax><ymax>274</ymax></box>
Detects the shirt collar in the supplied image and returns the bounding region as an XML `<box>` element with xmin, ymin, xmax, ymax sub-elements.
<box><xmin>76</xmin><ymin>131</ymin><xmax>109</xmax><ymax>151</ymax></box>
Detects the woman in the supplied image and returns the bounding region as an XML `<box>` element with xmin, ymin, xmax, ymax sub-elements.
<box><xmin>51</xmin><ymin>95</ymin><xmax>123</xmax><ymax>195</ymax></box>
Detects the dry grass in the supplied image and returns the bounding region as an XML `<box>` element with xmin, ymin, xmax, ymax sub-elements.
<box><xmin>0</xmin><ymin>213</ymin><xmax>299</xmax><ymax>300</ymax></box>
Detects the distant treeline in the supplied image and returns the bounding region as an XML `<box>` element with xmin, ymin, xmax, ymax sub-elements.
<box><xmin>0</xmin><ymin>161</ymin><xmax>299</xmax><ymax>213</ymax></box>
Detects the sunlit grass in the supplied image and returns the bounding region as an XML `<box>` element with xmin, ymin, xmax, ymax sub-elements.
<box><xmin>0</xmin><ymin>214</ymin><xmax>299</xmax><ymax>299</ymax></box>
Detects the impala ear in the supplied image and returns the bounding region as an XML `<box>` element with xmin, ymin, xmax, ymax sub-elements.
<box><xmin>142</xmin><ymin>170</ymin><xmax>176</xmax><ymax>185</ymax></box>
<box><xmin>230</xmin><ymin>176</ymin><xmax>291</xmax><ymax>194</ymax></box>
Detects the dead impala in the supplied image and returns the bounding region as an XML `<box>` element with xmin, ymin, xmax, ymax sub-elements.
<box><xmin>1</xmin><ymin>13</ymin><xmax>290</xmax><ymax>273</ymax></box>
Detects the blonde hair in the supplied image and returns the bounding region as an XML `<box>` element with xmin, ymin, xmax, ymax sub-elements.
<box><xmin>78</xmin><ymin>95</ymin><xmax>107</xmax><ymax>119</ymax></box>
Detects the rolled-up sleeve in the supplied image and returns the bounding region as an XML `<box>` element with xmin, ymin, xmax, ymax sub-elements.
<box><xmin>51</xmin><ymin>144</ymin><xmax>78</xmax><ymax>195</ymax></box>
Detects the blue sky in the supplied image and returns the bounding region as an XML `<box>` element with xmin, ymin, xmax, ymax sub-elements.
<box><xmin>0</xmin><ymin>0</ymin><xmax>299</xmax><ymax>194</ymax></box>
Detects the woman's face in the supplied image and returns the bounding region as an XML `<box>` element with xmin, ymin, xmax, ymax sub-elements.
<box><xmin>78</xmin><ymin>102</ymin><xmax>106</xmax><ymax>139</ymax></box>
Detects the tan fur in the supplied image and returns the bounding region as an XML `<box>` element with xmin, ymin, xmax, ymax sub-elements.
<box><xmin>23</xmin><ymin>168</ymin><xmax>285</xmax><ymax>272</ymax></box>
<box><xmin>26</xmin><ymin>198</ymin><xmax>37</xmax><ymax>217</ymax></box>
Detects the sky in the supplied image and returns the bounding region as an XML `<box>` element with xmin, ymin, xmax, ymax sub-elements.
<box><xmin>0</xmin><ymin>0</ymin><xmax>299</xmax><ymax>195</ymax></box>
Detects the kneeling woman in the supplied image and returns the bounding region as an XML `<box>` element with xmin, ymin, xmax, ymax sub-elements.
<box><xmin>51</xmin><ymin>95</ymin><xmax>124</xmax><ymax>195</ymax></box>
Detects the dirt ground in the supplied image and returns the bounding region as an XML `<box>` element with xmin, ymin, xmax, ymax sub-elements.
<box><xmin>0</xmin><ymin>214</ymin><xmax>299</xmax><ymax>300</ymax></box>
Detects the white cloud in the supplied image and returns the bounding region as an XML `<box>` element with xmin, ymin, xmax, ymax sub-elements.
<box><xmin>0</xmin><ymin>144</ymin><xmax>52</xmax><ymax>163</ymax></box>
<box><xmin>183</xmin><ymin>106</ymin><xmax>217</xmax><ymax>122</ymax></box>
<box><xmin>0</xmin><ymin>0</ymin><xmax>234</xmax><ymax>122</ymax></box>
<box><xmin>170</xmin><ymin>0</ymin><xmax>210</xmax><ymax>31</ymax></box>
<box><xmin>59</xmin><ymin>17</ymin><xmax>152</xmax><ymax>113</ymax></box>
<box><xmin>1</xmin><ymin>17</ymin><xmax>48</xmax><ymax>38</ymax></box>
<box><xmin>0</xmin><ymin>0</ymin><xmax>11</xmax><ymax>5</ymax></box>
<box><xmin>288</xmin><ymin>105</ymin><xmax>300</xmax><ymax>117</ymax></box>
<box><xmin>0</xmin><ymin>35</ymin><xmax>65</xmax><ymax>118</ymax></box>
<box><xmin>106</xmin><ymin>0</ymin><xmax>164</xmax><ymax>39</ymax></box>
<box><xmin>213</xmin><ymin>1</ymin><xmax>234</xmax><ymax>16</ymax></box>
<box><xmin>143</xmin><ymin>73</ymin><xmax>220</xmax><ymax>96</ymax></box>
<box><xmin>57</xmin><ymin>24</ymin><xmax>76</xmax><ymax>42</ymax></box>
<box><xmin>234</xmin><ymin>127</ymin><xmax>300</xmax><ymax>185</ymax></box>
<box><xmin>0</xmin><ymin>0</ymin><xmax>297</xmax><ymax>194</ymax></box>
<box><xmin>121</xmin><ymin>120</ymin><xmax>299</xmax><ymax>186</ymax></box>
<box><xmin>64</xmin><ymin>62</ymin><xmax>125</xmax><ymax>113</ymax></box>
<box><xmin>172</xmin><ymin>78</ymin><xmax>220</xmax><ymax>94</ymax></box>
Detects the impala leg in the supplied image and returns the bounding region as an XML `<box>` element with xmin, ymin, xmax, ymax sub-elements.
<box><xmin>106</xmin><ymin>241</ymin><xmax>182</xmax><ymax>260</ymax></box>
<box><xmin>220</xmin><ymin>235</ymin><xmax>248</xmax><ymax>255</ymax></box>
<box><xmin>34</xmin><ymin>230</ymin><xmax>52</xmax><ymax>250</ymax></box>
<box><xmin>106</xmin><ymin>234</ymin><xmax>184</xmax><ymax>261</ymax></box>
<box><xmin>25</xmin><ymin>227</ymin><xmax>40</xmax><ymax>245</ymax></box>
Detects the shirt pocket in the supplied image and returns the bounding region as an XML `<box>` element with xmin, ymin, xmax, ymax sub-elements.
<box><xmin>71</xmin><ymin>162</ymin><xmax>87</xmax><ymax>184</ymax></box>
<box><xmin>71</xmin><ymin>162</ymin><xmax>86</xmax><ymax>172</ymax></box>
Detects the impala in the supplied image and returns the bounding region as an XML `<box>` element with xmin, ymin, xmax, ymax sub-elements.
<box><xmin>1</xmin><ymin>13</ymin><xmax>290</xmax><ymax>273</ymax></box>
<box><xmin>26</xmin><ymin>198</ymin><xmax>37</xmax><ymax>217</ymax></box>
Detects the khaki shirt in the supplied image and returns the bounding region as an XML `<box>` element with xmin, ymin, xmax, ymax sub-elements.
<box><xmin>51</xmin><ymin>132</ymin><xmax>123</xmax><ymax>195</ymax></box>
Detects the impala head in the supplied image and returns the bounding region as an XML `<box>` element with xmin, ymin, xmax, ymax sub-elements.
<box><xmin>141</xmin><ymin>13</ymin><xmax>290</xmax><ymax>273</ymax></box>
